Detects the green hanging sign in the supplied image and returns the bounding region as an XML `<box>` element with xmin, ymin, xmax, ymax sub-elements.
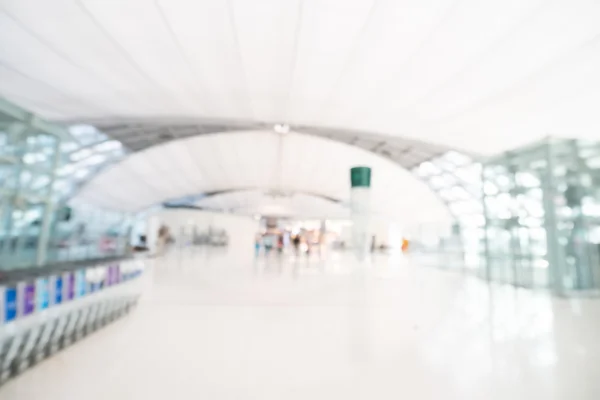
<box><xmin>350</xmin><ymin>166</ymin><xmax>371</xmax><ymax>188</ymax></box>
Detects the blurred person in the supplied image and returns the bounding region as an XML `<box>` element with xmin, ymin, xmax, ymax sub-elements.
<box><xmin>156</xmin><ymin>224</ymin><xmax>170</xmax><ymax>255</ymax></box>
<box><xmin>264</xmin><ymin>234</ymin><xmax>273</xmax><ymax>254</ymax></box>
<box><xmin>318</xmin><ymin>232</ymin><xmax>326</xmax><ymax>258</ymax></box>
<box><xmin>277</xmin><ymin>234</ymin><xmax>284</xmax><ymax>254</ymax></box>
<box><xmin>254</xmin><ymin>234</ymin><xmax>262</xmax><ymax>257</ymax></box>
<box><xmin>292</xmin><ymin>234</ymin><xmax>300</xmax><ymax>254</ymax></box>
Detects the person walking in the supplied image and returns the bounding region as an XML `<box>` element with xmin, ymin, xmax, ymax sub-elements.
<box><xmin>255</xmin><ymin>234</ymin><xmax>263</xmax><ymax>257</ymax></box>
<box><xmin>292</xmin><ymin>234</ymin><xmax>301</xmax><ymax>255</ymax></box>
<box><xmin>277</xmin><ymin>234</ymin><xmax>284</xmax><ymax>255</ymax></box>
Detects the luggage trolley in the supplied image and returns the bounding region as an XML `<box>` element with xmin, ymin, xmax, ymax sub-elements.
<box><xmin>0</xmin><ymin>255</ymin><xmax>146</xmax><ymax>387</ymax></box>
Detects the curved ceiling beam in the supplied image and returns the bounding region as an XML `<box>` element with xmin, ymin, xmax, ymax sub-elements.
<box><xmin>67</xmin><ymin>117</ymin><xmax>464</xmax><ymax>170</ymax></box>
<box><xmin>163</xmin><ymin>187</ymin><xmax>343</xmax><ymax>207</ymax></box>
<box><xmin>71</xmin><ymin>119</ymin><xmax>469</xmax><ymax>219</ymax></box>
<box><xmin>162</xmin><ymin>187</ymin><xmax>349</xmax><ymax>218</ymax></box>
<box><xmin>71</xmin><ymin>130</ymin><xmax>452</xmax><ymax>229</ymax></box>
<box><xmin>195</xmin><ymin>187</ymin><xmax>343</xmax><ymax>205</ymax></box>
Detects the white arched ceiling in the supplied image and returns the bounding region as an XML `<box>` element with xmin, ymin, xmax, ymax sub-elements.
<box><xmin>194</xmin><ymin>189</ymin><xmax>349</xmax><ymax>219</ymax></box>
<box><xmin>73</xmin><ymin>131</ymin><xmax>451</xmax><ymax>226</ymax></box>
<box><xmin>1</xmin><ymin>1</ymin><xmax>600</xmax><ymax>154</ymax></box>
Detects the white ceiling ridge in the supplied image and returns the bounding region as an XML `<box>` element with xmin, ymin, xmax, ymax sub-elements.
<box><xmin>435</xmin><ymin>30</ymin><xmax>600</xmax><ymax>127</ymax></box>
<box><xmin>76</xmin><ymin>0</ymin><xmax>199</xmax><ymax>114</ymax></box>
<box><xmin>0</xmin><ymin>4</ymin><xmax>157</xmax><ymax>113</ymax></box>
<box><xmin>394</xmin><ymin>0</ymin><xmax>554</xmax><ymax>117</ymax></box>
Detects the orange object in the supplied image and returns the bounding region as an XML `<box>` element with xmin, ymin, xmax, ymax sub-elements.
<box><xmin>401</xmin><ymin>238</ymin><xmax>409</xmax><ymax>252</ymax></box>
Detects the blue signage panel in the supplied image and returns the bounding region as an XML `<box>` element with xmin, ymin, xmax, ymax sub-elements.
<box><xmin>107</xmin><ymin>264</ymin><xmax>118</xmax><ymax>286</ymax></box>
<box><xmin>66</xmin><ymin>273</ymin><xmax>75</xmax><ymax>300</ymax></box>
<box><xmin>4</xmin><ymin>286</ymin><xmax>17</xmax><ymax>322</ymax></box>
<box><xmin>76</xmin><ymin>270</ymin><xmax>86</xmax><ymax>298</ymax></box>
<box><xmin>36</xmin><ymin>278</ymin><xmax>50</xmax><ymax>310</ymax></box>
<box><xmin>23</xmin><ymin>283</ymin><xmax>35</xmax><ymax>315</ymax></box>
<box><xmin>55</xmin><ymin>276</ymin><xmax>63</xmax><ymax>304</ymax></box>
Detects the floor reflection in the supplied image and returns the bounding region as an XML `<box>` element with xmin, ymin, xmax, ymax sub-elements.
<box><xmin>2</xmin><ymin>246</ymin><xmax>600</xmax><ymax>399</ymax></box>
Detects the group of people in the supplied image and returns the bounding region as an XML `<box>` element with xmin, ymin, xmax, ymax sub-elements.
<box><xmin>254</xmin><ymin>231</ymin><xmax>324</xmax><ymax>257</ymax></box>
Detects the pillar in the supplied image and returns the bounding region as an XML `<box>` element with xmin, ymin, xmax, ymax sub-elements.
<box><xmin>350</xmin><ymin>166</ymin><xmax>371</xmax><ymax>260</ymax></box>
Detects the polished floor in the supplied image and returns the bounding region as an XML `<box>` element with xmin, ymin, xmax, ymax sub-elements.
<box><xmin>3</xmin><ymin>247</ymin><xmax>600</xmax><ymax>399</ymax></box>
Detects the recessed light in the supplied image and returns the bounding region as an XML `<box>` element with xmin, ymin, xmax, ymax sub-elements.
<box><xmin>274</xmin><ymin>124</ymin><xmax>290</xmax><ymax>134</ymax></box>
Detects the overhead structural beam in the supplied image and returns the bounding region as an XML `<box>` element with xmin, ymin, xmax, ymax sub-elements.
<box><xmin>61</xmin><ymin>118</ymin><xmax>471</xmax><ymax>219</ymax></box>
<box><xmin>370</xmin><ymin>141</ymin><xmax>387</xmax><ymax>152</ymax></box>
<box><xmin>0</xmin><ymin>97</ymin><xmax>75</xmax><ymax>143</ymax></box>
<box><xmin>164</xmin><ymin>187</ymin><xmax>344</xmax><ymax>207</ymax></box>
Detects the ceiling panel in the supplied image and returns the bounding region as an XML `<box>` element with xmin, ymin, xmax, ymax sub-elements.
<box><xmin>285</xmin><ymin>0</ymin><xmax>377</xmax><ymax>122</ymax></box>
<box><xmin>1</xmin><ymin>1</ymin><xmax>599</xmax><ymax>154</ymax></box>
<box><xmin>156</xmin><ymin>0</ymin><xmax>251</xmax><ymax>118</ymax></box>
<box><xmin>231</xmin><ymin>0</ymin><xmax>300</xmax><ymax>121</ymax></box>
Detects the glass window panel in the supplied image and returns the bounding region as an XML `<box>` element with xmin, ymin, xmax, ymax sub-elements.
<box><xmin>78</xmin><ymin>154</ymin><xmax>108</xmax><ymax>167</ymax></box>
<box><xmin>430</xmin><ymin>175</ymin><xmax>446</xmax><ymax>188</ymax></box>
<box><xmin>23</xmin><ymin>152</ymin><xmax>48</xmax><ymax>164</ymax></box>
<box><xmin>450</xmin><ymin>200</ymin><xmax>483</xmax><ymax>215</ymax></box>
<box><xmin>585</xmin><ymin>156</ymin><xmax>600</xmax><ymax>169</ymax></box>
<box><xmin>20</xmin><ymin>170</ymin><xmax>33</xmax><ymax>185</ymax></box>
<box><xmin>484</xmin><ymin>181</ymin><xmax>499</xmax><ymax>195</ymax></box>
<box><xmin>74</xmin><ymin>168</ymin><xmax>92</xmax><ymax>179</ymax></box>
<box><xmin>94</xmin><ymin>140</ymin><xmax>122</xmax><ymax>152</ymax></box>
<box><xmin>417</xmin><ymin>161</ymin><xmax>441</xmax><ymax>176</ymax></box>
<box><xmin>454</xmin><ymin>164</ymin><xmax>482</xmax><ymax>184</ymax></box>
<box><xmin>515</xmin><ymin>171</ymin><xmax>540</xmax><ymax>188</ymax></box>
<box><xmin>450</xmin><ymin>186</ymin><xmax>470</xmax><ymax>200</ymax></box>
<box><xmin>438</xmin><ymin>188</ymin><xmax>455</xmax><ymax>200</ymax></box>
<box><xmin>71</xmin><ymin>148</ymin><xmax>93</xmax><ymax>161</ymax></box>
<box><xmin>69</xmin><ymin>125</ymin><xmax>102</xmax><ymax>145</ymax></box>
<box><xmin>458</xmin><ymin>214</ymin><xmax>485</xmax><ymax>227</ymax></box>
<box><xmin>61</xmin><ymin>142</ymin><xmax>78</xmax><ymax>152</ymax></box>
<box><xmin>430</xmin><ymin>173</ymin><xmax>457</xmax><ymax>189</ymax></box>
<box><xmin>58</xmin><ymin>164</ymin><xmax>76</xmax><ymax>176</ymax></box>
<box><xmin>431</xmin><ymin>158</ymin><xmax>456</xmax><ymax>172</ymax></box>
<box><xmin>442</xmin><ymin>151</ymin><xmax>471</xmax><ymax>166</ymax></box>
<box><xmin>31</xmin><ymin>175</ymin><xmax>50</xmax><ymax>189</ymax></box>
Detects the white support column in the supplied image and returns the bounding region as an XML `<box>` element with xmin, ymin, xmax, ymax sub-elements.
<box><xmin>350</xmin><ymin>167</ymin><xmax>371</xmax><ymax>261</ymax></box>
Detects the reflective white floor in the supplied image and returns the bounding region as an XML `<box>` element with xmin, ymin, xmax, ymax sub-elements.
<box><xmin>3</xmin><ymin>247</ymin><xmax>600</xmax><ymax>399</ymax></box>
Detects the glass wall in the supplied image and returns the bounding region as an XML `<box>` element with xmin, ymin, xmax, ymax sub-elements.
<box><xmin>482</xmin><ymin>138</ymin><xmax>600</xmax><ymax>293</ymax></box>
<box><xmin>412</xmin><ymin>151</ymin><xmax>485</xmax><ymax>270</ymax></box>
<box><xmin>0</xmin><ymin>124</ymin><xmax>61</xmax><ymax>268</ymax></box>
<box><xmin>482</xmin><ymin>144</ymin><xmax>549</xmax><ymax>287</ymax></box>
<box><xmin>0</xmin><ymin>102</ymin><xmax>131</xmax><ymax>270</ymax></box>
<box><xmin>411</xmin><ymin>140</ymin><xmax>600</xmax><ymax>296</ymax></box>
<box><xmin>43</xmin><ymin>200</ymin><xmax>133</xmax><ymax>266</ymax></box>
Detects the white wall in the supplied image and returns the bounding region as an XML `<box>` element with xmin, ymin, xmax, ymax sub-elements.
<box><xmin>338</xmin><ymin>218</ymin><xmax>403</xmax><ymax>250</ymax></box>
<box><xmin>370</xmin><ymin>218</ymin><xmax>392</xmax><ymax>249</ymax></box>
<box><xmin>147</xmin><ymin>208</ymin><xmax>260</xmax><ymax>249</ymax></box>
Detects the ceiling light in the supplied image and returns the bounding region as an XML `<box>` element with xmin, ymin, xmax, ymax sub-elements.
<box><xmin>274</xmin><ymin>124</ymin><xmax>290</xmax><ymax>134</ymax></box>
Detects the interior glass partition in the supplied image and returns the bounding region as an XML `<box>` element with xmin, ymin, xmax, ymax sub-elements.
<box><xmin>412</xmin><ymin>151</ymin><xmax>485</xmax><ymax>270</ymax></box>
<box><xmin>0</xmin><ymin>126</ymin><xmax>62</xmax><ymax>268</ymax></box>
<box><xmin>0</xmin><ymin>101</ymin><xmax>131</xmax><ymax>270</ymax></box>
<box><xmin>482</xmin><ymin>138</ymin><xmax>600</xmax><ymax>293</ymax></box>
